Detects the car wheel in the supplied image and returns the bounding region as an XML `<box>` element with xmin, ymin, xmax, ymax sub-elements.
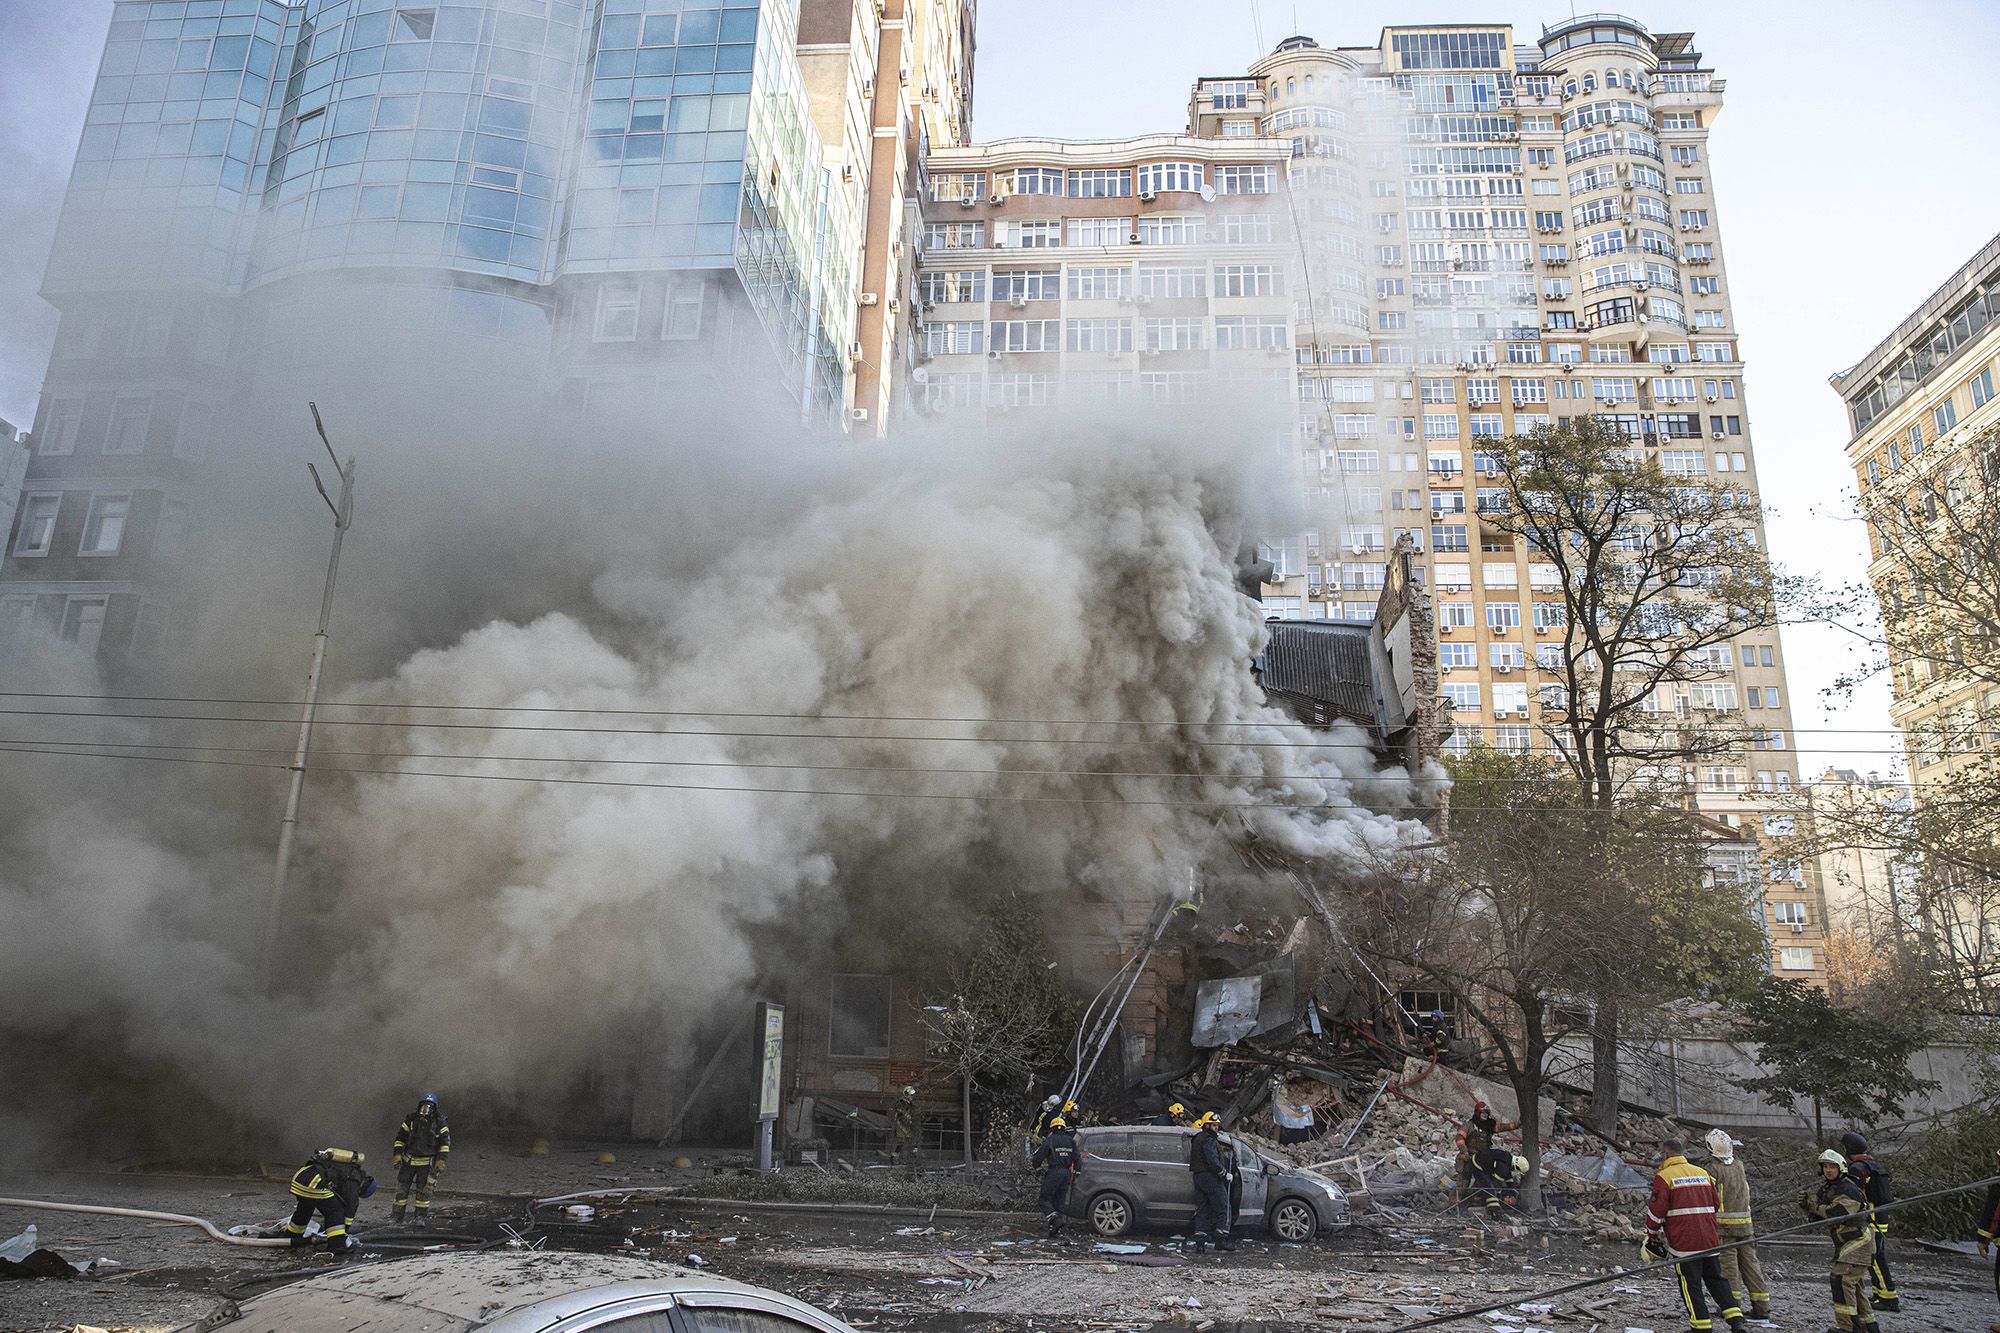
<box><xmin>1087</xmin><ymin>1191</ymin><xmax>1134</xmax><ymax>1237</ymax></box>
<box><xmin>1269</xmin><ymin>1197</ymin><xmax>1318</xmax><ymax>1243</ymax></box>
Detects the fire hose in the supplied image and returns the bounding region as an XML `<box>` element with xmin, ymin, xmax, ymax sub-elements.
<box><xmin>1383</xmin><ymin>1172</ymin><xmax>2000</xmax><ymax>1331</ymax></box>
<box><xmin>0</xmin><ymin>1196</ymin><xmax>292</xmax><ymax>1248</ymax></box>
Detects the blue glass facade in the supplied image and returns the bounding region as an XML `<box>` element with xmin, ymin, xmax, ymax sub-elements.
<box><xmin>45</xmin><ymin>0</ymin><xmax>852</xmax><ymax>409</ymax></box>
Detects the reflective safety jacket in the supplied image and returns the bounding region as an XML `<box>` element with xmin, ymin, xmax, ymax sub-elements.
<box><xmin>1976</xmin><ymin>1180</ymin><xmax>2000</xmax><ymax>1243</ymax></box>
<box><xmin>1032</xmin><ymin>1128</ymin><xmax>1082</xmax><ymax>1176</ymax></box>
<box><xmin>1710</xmin><ymin>1154</ymin><xmax>1755</xmax><ymax>1229</ymax></box>
<box><xmin>395</xmin><ymin>1109</ymin><xmax>451</xmax><ymax>1165</ymax></box>
<box><xmin>1644</xmin><ymin>1155</ymin><xmax>1721</xmax><ymax>1257</ymax></box>
<box><xmin>290</xmin><ymin>1156</ymin><xmax>366</xmax><ymax>1217</ymax></box>
<box><xmin>1809</xmin><ymin>1174</ymin><xmax>1874</xmax><ymax>1261</ymax></box>
<box><xmin>1846</xmin><ymin>1154</ymin><xmax>1892</xmax><ymax>1231</ymax></box>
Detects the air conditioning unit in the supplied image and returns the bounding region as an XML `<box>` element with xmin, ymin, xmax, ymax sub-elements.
<box><xmin>848</xmin><ymin>407</ymin><xmax>871</xmax><ymax>423</ymax></box>
<box><xmin>841</xmin><ymin>163</ymin><xmax>855</xmax><ymax>182</ymax></box>
<box><xmin>1497</xmin><ymin>663</ymin><xmax>1515</xmax><ymax>674</ymax></box>
<box><xmin>1536</xmin><ymin>625</ymin><xmax>1551</xmax><ymax>635</ymax></box>
<box><xmin>989</xmin><ymin>193</ymin><xmax>1006</xmax><ymax>205</ymax></box>
<box><xmin>1712</xmin><ymin>429</ymin><xmax>1726</xmax><ymax>440</ymax></box>
<box><xmin>1141</xmin><ymin>346</ymin><xmax>1161</xmax><ymax>357</ymax></box>
<box><xmin>1441</xmin><ymin>624</ymin><xmax>1456</xmax><ymax>635</ymax></box>
<box><xmin>1009</xmin><ymin>294</ymin><xmax>1029</xmax><ymax>310</ymax></box>
<box><xmin>848</xmin><ymin>341</ymin><xmax>863</xmax><ymax>361</ymax></box>
<box><xmin>1704</xmin><ymin>392</ymin><xmax>1718</xmax><ymax>402</ymax></box>
<box><xmin>859</xmin><ymin>292</ymin><xmax>879</xmax><ymax>306</ymax></box>
<box><xmin>1789</xmin><ymin>922</ymin><xmax>1805</xmax><ymax>935</ymax></box>
<box><xmin>1442</xmin><ymin>664</ymin><xmax>1456</xmax><ymax>675</ymax></box>
<box><xmin>987</xmin><ymin>348</ymin><xmax>1001</xmax><ymax>358</ymax></box>
<box><xmin>1138</xmin><ymin>190</ymin><xmax>1158</xmax><ymax>203</ymax></box>
<box><xmin>1135</xmin><ymin>293</ymin><xmax>1153</xmax><ymax>306</ymax></box>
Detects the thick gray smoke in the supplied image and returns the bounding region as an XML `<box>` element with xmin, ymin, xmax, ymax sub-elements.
<box><xmin>0</xmin><ymin>279</ymin><xmax>1436</xmax><ymax>1158</ymax></box>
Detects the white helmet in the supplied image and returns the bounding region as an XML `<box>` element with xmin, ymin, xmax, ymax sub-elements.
<box><xmin>1705</xmin><ymin>1128</ymin><xmax>1735</xmax><ymax>1162</ymax></box>
<box><xmin>1043</xmin><ymin>1094</ymin><xmax>1061</xmax><ymax>1109</ymax></box>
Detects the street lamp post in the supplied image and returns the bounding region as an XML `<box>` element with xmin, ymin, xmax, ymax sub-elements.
<box><xmin>262</xmin><ymin>401</ymin><xmax>355</xmax><ymax>983</ymax></box>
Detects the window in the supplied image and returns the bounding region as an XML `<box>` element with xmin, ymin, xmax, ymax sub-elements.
<box><xmin>1490</xmin><ymin>641</ymin><xmax>1524</xmax><ymax>668</ymax></box>
<box><xmin>1066</xmin><ymin>318</ymin><xmax>1133</xmax><ymax>353</ymax></box>
<box><xmin>828</xmin><ymin>974</ymin><xmax>892</xmax><ymax>1058</ymax></box>
<box><xmin>1972</xmin><ymin>368</ymin><xmax>1996</xmax><ymax>409</ymax></box>
<box><xmin>1137</xmin><ymin>162</ymin><xmax>1205</xmax><ymax>195</ymax></box>
<box><xmin>1432</xmin><ymin>523</ymin><xmax>1468</xmax><ymax>552</ymax></box>
<box><xmin>922</xmin><ymin>221</ymin><xmax>985</xmax><ymax>249</ymax></box>
<box><xmin>922</xmin><ymin>320</ymin><xmax>984</xmax><ymax>356</ymax></box>
<box><xmin>662</xmin><ymin>277</ymin><xmax>704</xmax><ymax>340</ymax></box>
<box><xmin>1143</xmin><ymin>317</ymin><xmax>1204</xmax><ymax>351</ymax></box>
<box><xmin>919</xmin><ymin>269</ymin><xmax>986</xmax><ymax>305</ymax></box>
<box><xmin>1213</xmin><ymin>165</ymin><xmax>1273</xmax><ymax>195</ymax></box>
<box><xmin>79</xmin><ymin>494</ymin><xmax>130</xmax><ymax>556</ymax></box>
<box><xmin>1138</xmin><ymin>265</ymin><xmax>1205</xmax><ymax>299</ymax></box>
<box><xmin>1136</xmin><ymin>215</ymin><xmax>1203</xmax><ymax>245</ymax></box>
<box><xmin>1067</xmin><ymin>217</ymin><xmax>1131</xmax><ymax>247</ymax></box>
<box><xmin>102</xmin><ymin>395</ymin><xmax>151</xmax><ymax>456</ymax></box>
<box><xmin>39</xmin><ymin>398</ymin><xmax>80</xmax><ymax>456</ymax></box>
<box><xmin>1443</xmin><ymin>682</ymin><xmax>1481</xmax><ymax>711</ymax></box>
<box><xmin>1068</xmin><ymin>266</ymin><xmax>1130</xmax><ymax>301</ymax></box>
<box><xmin>1223</xmin><ymin>214</ymin><xmax>1276</xmax><ymax>244</ymax></box>
<box><xmin>393</xmin><ymin>7</ymin><xmax>437</xmax><ymax>41</ymax></box>
<box><xmin>1004</xmin><ymin>220</ymin><xmax>1062</xmax><ymax>249</ymax></box>
<box><xmin>987</xmin><ymin>373</ymin><xmax>1055</xmax><ymax>408</ymax></box>
<box><xmin>1674</xmin><ymin>177</ymin><xmax>1706</xmax><ymax>195</ymax></box>
<box><xmin>1003</xmin><ymin>167</ymin><xmax>1063</xmax><ymax>196</ymax></box>
<box><xmin>991</xmin><ymin>269</ymin><xmax>1060</xmax><ymax>302</ymax></box>
<box><xmin>59</xmin><ymin>597</ymin><xmax>108</xmax><ymax>654</ymax></box>
<box><xmin>930</xmin><ymin>172</ymin><xmax>984</xmax><ymax>203</ymax></box>
<box><xmin>1935</xmin><ymin>398</ymin><xmax>1959</xmax><ymax>435</ymax></box>
<box><xmin>1214</xmin><ymin>316</ymin><xmax>1286</xmax><ymax>351</ymax></box>
<box><xmin>989</xmin><ymin>319</ymin><xmax>1060</xmax><ymax>352</ymax></box>
<box><xmin>1486</xmin><ymin>601</ymin><xmax>1521</xmax><ymax>632</ymax></box>
<box><xmin>154</xmin><ymin>499</ymin><xmax>191</xmax><ymax>562</ymax></box>
<box><xmin>1214</xmin><ymin>264</ymin><xmax>1279</xmax><ymax>297</ymax></box>
<box><xmin>14</xmin><ymin>494</ymin><xmax>58</xmax><ymax>556</ymax></box>
<box><xmin>595</xmin><ymin>284</ymin><xmax>639</xmax><ymax>340</ymax></box>
<box><xmin>1440</xmin><ymin>641</ymin><xmax>1475</xmax><ymax>667</ymax></box>
<box><xmin>1778</xmin><ymin>947</ymin><xmax>1814</xmax><ymax>972</ymax></box>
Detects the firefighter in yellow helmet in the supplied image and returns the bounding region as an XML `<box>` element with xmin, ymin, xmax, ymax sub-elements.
<box><xmin>1030</xmin><ymin>1117</ymin><xmax>1083</xmax><ymax>1236</ymax></box>
<box><xmin>1188</xmin><ymin>1112</ymin><xmax>1236</xmax><ymax>1253</ymax></box>
<box><xmin>1151</xmin><ymin>1100</ymin><xmax>1190</xmax><ymax>1127</ymax></box>
<box><xmin>286</xmin><ymin>1148</ymin><xmax>374</xmax><ymax>1254</ymax></box>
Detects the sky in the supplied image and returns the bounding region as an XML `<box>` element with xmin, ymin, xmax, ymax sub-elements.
<box><xmin>2</xmin><ymin>0</ymin><xmax>1997</xmax><ymax>781</ymax></box>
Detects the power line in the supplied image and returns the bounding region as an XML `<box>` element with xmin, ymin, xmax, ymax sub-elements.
<box><xmin>0</xmin><ymin>699</ymin><xmax>1926</xmax><ymax>742</ymax></box>
<box><xmin>0</xmin><ymin>742</ymin><xmax>1863</xmax><ymax>814</ymax></box>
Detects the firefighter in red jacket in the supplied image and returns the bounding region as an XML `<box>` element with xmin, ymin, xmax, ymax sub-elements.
<box><xmin>1642</xmin><ymin>1139</ymin><xmax>1747</xmax><ymax>1333</ymax></box>
<box><xmin>1974</xmin><ymin>1147</ymin><xmax>2000</xmax><ymax>1333</ymax></box>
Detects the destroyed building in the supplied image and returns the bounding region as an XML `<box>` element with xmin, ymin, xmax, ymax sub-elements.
<box><xmin>679</xmin><ymin>536</ymin><xmax>1448</xmax><ymax>1156</ymax></box>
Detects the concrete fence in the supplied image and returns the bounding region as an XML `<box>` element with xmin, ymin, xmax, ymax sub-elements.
<box><xmin>1545</xmin><ymin>1035</ymin><xmax>1993</xmax><ymax>1133</ymax></box>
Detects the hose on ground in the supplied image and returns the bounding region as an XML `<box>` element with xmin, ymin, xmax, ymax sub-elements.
<box><xmin>0</xmin><ymin>1196</ymin><xmax>292</xmax><ymax>1248</ymax></box>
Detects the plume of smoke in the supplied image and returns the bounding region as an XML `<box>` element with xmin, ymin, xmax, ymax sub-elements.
<box><xmin>0</xmin><ymin>274</ymin><xmax>1438</xmax><ymax>1157</ymax></box>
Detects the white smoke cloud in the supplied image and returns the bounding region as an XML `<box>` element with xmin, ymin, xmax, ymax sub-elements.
<box><xmin>0</xmin><ymin>317</ymin><xmax>1437</xmax><ymax>1154</ymax></box>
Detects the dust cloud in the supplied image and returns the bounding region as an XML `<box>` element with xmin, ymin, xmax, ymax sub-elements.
<box><xmin>0</xmin><ymin>275</ymin><xmax>1437</xmax><ymax>1161</ymax></box>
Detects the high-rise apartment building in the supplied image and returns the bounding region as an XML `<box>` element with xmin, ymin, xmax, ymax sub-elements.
<box><xmin>1831</xmin><ymin>232</ymin><xmax>2000</xmax><ymax>785</ymax></box>
<box><xmin>909</xmin><ymin>15</ymin><xmax>1821</xmax><ymax>979</ymax></box>
<box><xmin>2</xmin><ymin>0</ymin><xmax>972</xmax><ymax>664</ymax></box>
<box><xmin>905</xmin><ymin>134</ymin><xmax>1297</xmax><ymax>417</ymax></box>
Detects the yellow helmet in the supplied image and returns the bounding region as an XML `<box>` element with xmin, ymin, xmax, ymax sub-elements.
<box><xmin>1192</xmin><ymin>1111</ymin><xmax>1220</xmax><ymax>1130</ymax></box>
<box><xmin>1048</xmin><ymin>1116</ymin><xmax>1067</xmax><ymax>1130</ymax></box>
<box><xmin>1062</xmin><ymin>1099</ymin><xmax>1078</xmax><ymax>1113</ymax></box>
<box><xmin>1168</xmin><ymin>1102</ymin><xmax>1186</xmax><ymax>1116</ymax></box>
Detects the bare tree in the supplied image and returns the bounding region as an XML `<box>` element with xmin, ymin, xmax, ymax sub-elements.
<box><xmin>1481</xmin><ymin>416</ymin><xmax>1783</xmax><ymax>1132</ymax></box>
<box><xmin>918</xmin><ymin>895</ymin><xmax>1076</xmax><ymax>1162</ymax></box>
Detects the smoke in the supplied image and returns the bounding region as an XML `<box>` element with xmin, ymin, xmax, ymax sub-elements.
<box><xmin>0</xmin><ymin>305</ymin><xmax>1438</xmax><ymax>1162</ymax></box>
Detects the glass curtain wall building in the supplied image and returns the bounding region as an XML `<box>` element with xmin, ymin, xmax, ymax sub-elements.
<box><xmin>4</xmin><ymin>0</ymin><xmax>886</xmax><ymax>667</ymax></box>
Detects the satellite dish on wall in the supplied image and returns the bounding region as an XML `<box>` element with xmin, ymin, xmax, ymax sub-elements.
<box><xmin>911</xmin><ymin>367</ymin><xmax>930</xmax><ymax>384</ymax></box>
<box><xmin>1199</xmin><ymin>183</ymin><xmax>1218</xmax><ymax>203</ymax></box>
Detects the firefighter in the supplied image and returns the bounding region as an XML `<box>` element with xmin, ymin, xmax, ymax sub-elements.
<box><xmin>1802</xmin><ymin>1148</ymin><xmax>1877</xmax><ymax>1333</ymax></box>
<box><xmin>1029</xmin><ymin>1094</ymin><xmax>1062</xmax><ymax>1141</ymax></box>
<box><xmin>286</xmin><ymin>1148</ymin><xmax>374</xmax><ymax>1254</ymax></box>
<box><xmin>1470</xmin><ymin>1148</ymin><xmax>1526</xmax><ymax>1219</ymax></box>
<box><xmin>1841</xmin><ymin>1130</ymin><xmax>1899</xmax><ymax>1311</ymax></box>
<box><xmin>1188</xmin><ymin>1112</ymin><xmax>1235</xmax><ymax>1253</ymax></box>
<box><xmin>1030</xmin><ymin>1116</ymin><xmax>1082</xmax><ymax>1237</ymax></box>
<box><xmin>1704</xmin><ymin>1129</ymin><xmax>1772</xmax><ymax>1324</ymax></box>
<box><xmin>1972</xmin><ymin>1147</ymin><xmax>2000</xmax><ymax>1333</ymax></box>
<box><xmin>1151</xmin><ymin>1100</ymin><xmax>1190</xmax><ymax>1127</ymax></box>
<box><xmin>390</xmin><ymin>1093</ymin><xmax>450</xmax><ymax>1223</ymax></box>
<box><xmin>1412</xmin><ymin>1009</ymin><xmax>1450</xmax><ymax>1061</ymax></box>
<box><xmin>891</xmin><ymin>1086</ymin><xmax>919</xmax><ymax>1162</ymax></box>
<box><xmin>1455</xmin><ymin>1100</ymin><xmax>1516</xmax><ymax>1204</ymax></box>
<box><xmin>1641</xmin><ymin>1139</ymin><xmax>1746</xmax><ymax>1333</ymax></box>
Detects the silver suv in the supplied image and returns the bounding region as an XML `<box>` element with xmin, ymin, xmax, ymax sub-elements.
<box><xmin>1065</xmin><ymin>1125</ymin><xmax>1350</xmax><ymax>1242</ymax></box>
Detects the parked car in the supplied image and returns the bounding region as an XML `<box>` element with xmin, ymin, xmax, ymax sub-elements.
<box><xmin>177</xmin><ymin>1250</ymin><xmax>862</xmax><ymax>1333</ymax></box>
<box><xmin>1066</xmin><ymin>1124</ymin><xmax>1349</xmax><ymax>1241</ymax></box>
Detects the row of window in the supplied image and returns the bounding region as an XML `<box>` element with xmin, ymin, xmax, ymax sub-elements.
<box><xmin>34</xmin><ymin>395</ymin><xmax>208</xmax><ymax>461</ymax></box>
<box><xmin>921</xmin><ymin>214</ymin><xmax>1277</xmax><ymax>251</ymax></box>
<box><xmin>915</xmin><ymin>369</ymin><xmax>1269</xmax><ymax>411</ymax></box>
<box><xmin>928</xmin><ymin>163</ymin><xmax>1274</xmax><ymax>203</ymax></box>
<box><xmin>12</xmin><ymin>491</ymin><xmax>188</xmax><ymax>562</ymax></box>
<box><xmin>1860</xmin><ymin>365</ymin><xmax>1996</xmax><ymax>487</ymax></box>
<box><xmin>919</xmin><ymin>263</ymin><xmax>1284</xmax><ymax>304</ymax></box>
<box><xmin>921</xmin><ymin>316</ymin><xmax>1290</xmax><ymax>356</ymax></box>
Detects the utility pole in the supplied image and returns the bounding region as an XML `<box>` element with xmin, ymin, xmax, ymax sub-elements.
<box><xmin>261</xmin><ymin>401</ymin><xmax>355</xmax><ymax>983</ymax></box>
